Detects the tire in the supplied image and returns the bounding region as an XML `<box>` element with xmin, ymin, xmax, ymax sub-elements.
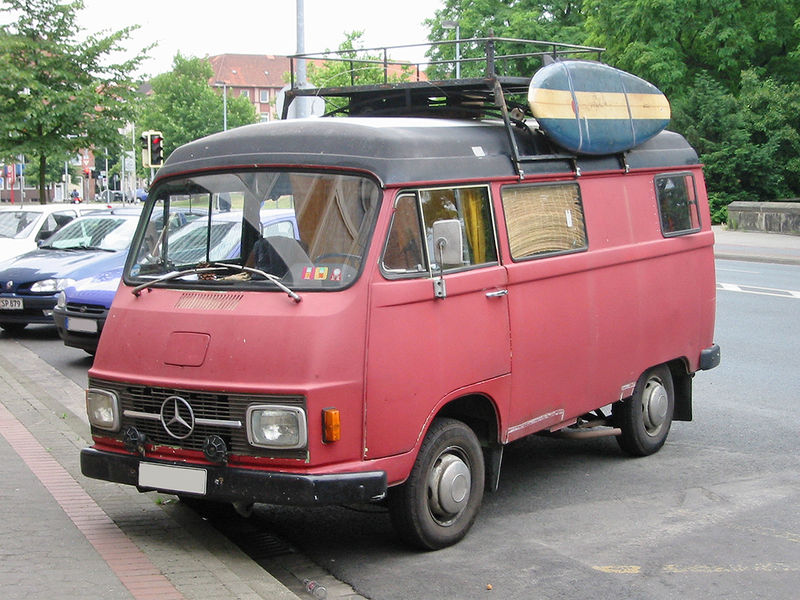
<box><xmin>613</xmin><ymin>365</ymin><xmax>674</xmax><ymax>456</ymax></box>
<box><xmin>0</xmin><ymin>322</ymin><xmax>27</xmax><ymax>334</ymax></box>
<box><xmin>388</xmin><ymin>417</ymin><xmax>485</xmax><ymax>550</ymax></box>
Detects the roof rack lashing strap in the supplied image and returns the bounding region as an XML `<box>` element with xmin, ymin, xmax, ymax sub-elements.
<box><xmin>492</xmin><ymin>78</ymin><xmax>525</xmax><ymax>179</ymax></box>
<box><xmin>618</xmin><ymin>152</ymin><xmax>631</xmax><ymax>173</ymax></box>
<box><xmin>571</xmin><ymin>157</ymin><xmax>582</xmax><ymax>178</ymax></box>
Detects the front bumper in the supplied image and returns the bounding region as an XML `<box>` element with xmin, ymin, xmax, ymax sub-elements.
<box><xmin>53</xmin><ymin>307</ymin><xmax>105</xmax><ymax>353</ymax></box>
<box><xmin>0</xmin><ymin>294</ymin><xmax>57</xmax><ymax>325</ymax></box>
<box><xmin>81</xmin><ymin>447</ymin><xmax>387</xmax><ymax>505</ymax></box>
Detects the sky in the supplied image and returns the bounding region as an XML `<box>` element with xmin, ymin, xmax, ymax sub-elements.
<box><xmin>73</xmin><ymin>0</ymin><xmax>445</xmax><ymax>77</ymax></box>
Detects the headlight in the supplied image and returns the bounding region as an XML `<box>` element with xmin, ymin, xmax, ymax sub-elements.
<box><xmin>56</xmin><ymin>291</ymin><xmax>66</xmax><ymax>309</ymax></box>
<box><xmin>246</xmin><ymin>405</ymin><xmax>307</xmax><ymax>449</ymax></box>
<box><xmin>86</xmin><ymin>388</ymin><xmax>120</xmax><ymax>431</ymax></box>
<box><xmin>31</xmin><ymin>278</ymin><xmax>75</xmax><ymax>293</ymax></box>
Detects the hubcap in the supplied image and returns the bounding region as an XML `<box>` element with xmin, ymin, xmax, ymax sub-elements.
<box><xmin>641</xmin><ymin>377</ymin><xmax>668</xmax><ymax>436</ymax></box>
<box><xmin>428</xmin><ymin>450</ymin><xmax>471</xmax><ymax>524</ymax></box>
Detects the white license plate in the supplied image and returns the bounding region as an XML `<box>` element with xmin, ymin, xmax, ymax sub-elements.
<box><xmin>138</xmin><ymin>462</ymin><xmax>207</xmax><ymax>495</ymax></box>
<box><xmin>0</xmin><ymin>298</ymin><xmax>23</xmax><ymax>310</ymax></box>
<box><xmin>66</xmin><ymin>316</ymin><xmax>97</xmax><ymax>333</ymax></box>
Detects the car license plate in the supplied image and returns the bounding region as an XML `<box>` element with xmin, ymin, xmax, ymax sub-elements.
<box><xmin>0</xmin><ymin>298</ymin><xmax>23</xmax><ymax>310</ymax></box>
<box><xmin>138</xmin><ymin>462</ymin><xmax>207</xmax><ymax>495</ymax></box>
<box><xmin>66</xmin><ymin>316</ymin><xmax>97</xmax><ymax>333</ymax></box>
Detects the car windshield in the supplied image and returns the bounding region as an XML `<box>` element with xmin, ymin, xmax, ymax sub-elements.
<box><xmin>0</xmin><ymin>210</ymin><xmax>42</xmax><ymax>239</ymax></box>
<box><xmin>128</xmin><ymin>171</ymin><xmax>381</xmax><ymax>291</ymax></box>
<box><xmin>43</xmin><ymin>216</ymin><xmax>138</xmax><ymax>251</ymax></box>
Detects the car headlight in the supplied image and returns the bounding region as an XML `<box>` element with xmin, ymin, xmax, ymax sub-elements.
<box><xmin>86</xmin><ymin>388</ymin><xmax>120</xmax><ymax>431</ymax></box>
<box><xmin>246</xmin><ymin>405</ymin><xmax>307</xmax><ymax>449</ymax></box>
<box><xmin>56</xmin><ymin>291</ymin><xmax>66</xmax><ymax>309</ymax></box>
<box><xmin>31</xmin><ymin>278</ymin><xmax>75</xmax><ymax>293</ymax></box>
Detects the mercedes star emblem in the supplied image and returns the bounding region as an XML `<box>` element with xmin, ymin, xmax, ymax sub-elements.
<box><xmin>159</xmin><ymin>396</ymin><xmax>195</xmax><ymax>439</ymax></box>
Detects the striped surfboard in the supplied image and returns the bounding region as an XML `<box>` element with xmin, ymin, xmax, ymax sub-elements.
<box><xmin>528</xmin><ymin>60</ymin><xmax>670</xmax><ymax>155</ymax></box>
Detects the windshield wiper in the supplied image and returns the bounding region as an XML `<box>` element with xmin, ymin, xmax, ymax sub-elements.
<box><xmin>76</xmin><ymin>244</ymin><xmax>116</xmax><ymax>252</ymax></box>
<box><xmin>131</xmin><ymin>262</ymin><xmax>302</xmax><ymax>303</ymax></box>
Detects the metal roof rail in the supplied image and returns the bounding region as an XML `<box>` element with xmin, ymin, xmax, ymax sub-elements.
<box><xmin>283</xmin><ymin>36</ymin><xmax>606</xmax><ymax>178</ymax></box>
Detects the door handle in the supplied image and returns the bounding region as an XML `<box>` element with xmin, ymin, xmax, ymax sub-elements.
<box><xmin>485</xmin><ymin>289</ymin><xmax>508</xmax><ymax>298</ymax></box>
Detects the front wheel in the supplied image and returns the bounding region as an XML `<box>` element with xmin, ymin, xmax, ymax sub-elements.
<box><xmin>613</xmin><ymin>365</ymin><xmax>674</xmax><ymax>456</ymax></box>
<box><xmin>388</xmin><ymin>417</ymin><xmax>485</xmax><ymax>550</ymax></box>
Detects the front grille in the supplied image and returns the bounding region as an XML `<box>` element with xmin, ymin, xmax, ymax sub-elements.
<box><xmin>90</xmin><ymin>377</ymin><xmax>306</xmax><ymax>459</ymax></box>
<box><xmin>65</xmin><ymin>302</ymin><xmax>106</xmax><ymax>316</ymax></box>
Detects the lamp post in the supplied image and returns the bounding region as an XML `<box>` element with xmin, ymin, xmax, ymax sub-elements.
<box><xmin>442</xmin><ymin>20</ymin><xmax>461</xmax><ymax>78</ymax></box>
<box><xmin>214</xmin><ymin>81</ymin><xmax>228</xmax><ymax>131</ymax></box>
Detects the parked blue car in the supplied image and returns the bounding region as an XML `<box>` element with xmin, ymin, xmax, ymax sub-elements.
<box><xmin>53</xmin><ymin>208</ymin><xmax>297</xmax><ymax>353</ymax></box>
<box><xmin>0</xmin><ymin>210</ymin><xmax>142</xmax><ymax>334</ymax></box>
<box><xmin>53</xmin><ymin>264</ymin><xmax>123</xmax><ymax>353</ymax></box>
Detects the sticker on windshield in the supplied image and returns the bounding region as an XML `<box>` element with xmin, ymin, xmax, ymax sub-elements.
<box><xmin>302</xmin><ymin>266</ymin><xmax>330</xmax><ymax>280</ymax></box>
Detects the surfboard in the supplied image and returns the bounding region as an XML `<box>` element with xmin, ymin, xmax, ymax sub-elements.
<box><xmin>528</xmin><ymin>60</ymin><xmax>670</xmax><ymax>155</ymax></box>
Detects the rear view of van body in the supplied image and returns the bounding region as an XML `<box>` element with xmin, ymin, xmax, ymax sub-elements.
<box><xmin>80</xmin><ymin>38</ymin><xmax>719</xmax><ymax>550</ymax></box>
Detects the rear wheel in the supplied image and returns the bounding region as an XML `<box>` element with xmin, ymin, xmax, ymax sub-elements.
<box><xmin>614</xmin><ymin>365</ymin><xmax>674</xmax><ymax>456</ymax></box>
<box><xmin>389</xmin><ymin>417</ymin><xmax>484</xmax><ymax>550</ymax></box>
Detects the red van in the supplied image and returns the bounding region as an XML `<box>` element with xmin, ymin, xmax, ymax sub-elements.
<box><xmin>81</xmin><ymin>38</ymin><xmax>719</xmax><ymax>550</ymax></box>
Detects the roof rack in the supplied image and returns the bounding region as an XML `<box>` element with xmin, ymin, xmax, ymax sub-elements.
<box><xmin>284</xmin><ymin>36</ymin><xmax>606</xmax><ymax>178</ymax></box>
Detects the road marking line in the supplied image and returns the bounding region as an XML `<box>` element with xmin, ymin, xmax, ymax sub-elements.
<box><xmin>593</xmin><ymin>563</ymin><xmax>800</xmax><ymax>574</ymax></box>
<box><xmin>717</xmin><ymin>282</ymin><xmax>800</xmax><ymax>299</ymax></box>
<box><xmin>0</xmin><ymin>401</ymin><xmax>186</xmax><ymax>600</ymax></box>
<box><xmin>593</xmin><ymin>565</ymin><xmax>642</xmax><ymax>574</ymax></box>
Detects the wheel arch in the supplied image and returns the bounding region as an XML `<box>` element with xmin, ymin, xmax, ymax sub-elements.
<box><xmin>435</xmin><ymin>393</ymin><xmax>500</xmax><ymax>446</ymax></box>
<box><xmin>435</xmin><ymin>393</ymin><xmax>503</xmax><ymax>492</ymax></box>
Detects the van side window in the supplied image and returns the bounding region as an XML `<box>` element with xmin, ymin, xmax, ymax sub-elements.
<box><xmin>382</xmin><ymin>186</ymin><xmax>497</xmax><ymax>275</ymax></box>
<box><xmin>501</xmin><ymin>183</ymin><xmax>587</xmax><ymax>259</ymax></box>
<box><xmin>383</xmin><ymin>194</ymin><xmax>426</xmax><ymax>273</ymax></box>
<box><xmin>655</xmin><ymin>173</ymin><xmax>701</xmax><ymax>236</ymax></box>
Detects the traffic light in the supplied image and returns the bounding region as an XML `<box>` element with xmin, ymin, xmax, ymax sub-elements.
<box><xmin>140</xmin><ymin>130</ymin><xmax>164</xmax><ymax>168</ymax></box>
<box><xmin>149</xmin><ymin>133</ymin><xmax>164</xmax><ymax>167</ymax></box>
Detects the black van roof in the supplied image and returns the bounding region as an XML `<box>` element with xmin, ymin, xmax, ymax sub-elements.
<box><xmin>158</xmin><ymin>117</ymin><xmax>698</xmax><ymax>186</ymax></box>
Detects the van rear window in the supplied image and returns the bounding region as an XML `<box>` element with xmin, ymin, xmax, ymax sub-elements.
<box><xmin>655</xmin><ymin>173</ymin><xmax>701</xmax><ymax>236</ymax></box>
<box><xmin>501</xmin><ymin>183</ymin><xmax>587</xmax><ymax>259</ymax></box>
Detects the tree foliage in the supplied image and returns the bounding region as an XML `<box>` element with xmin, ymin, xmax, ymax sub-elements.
<box><xmin>0</xmin><ymin>0</ymin><xmax>149</xmax><ymax>202</ymax></box>
<box><xmin>425</xmin><ymin>1</ymin><xmax>591</xmax><ymax>78</ymax></box>
<box><xmin>135</xmin><ymin>54</ymin><xmax>257</xmax><ymax>171</ymax></box>
<box><xmin>424</xmin><ymin>0</ymin><xmax>800</xmax><ymax>221</ymax></box>
<box><xmin>306</xmin><ymin>31</ymin><xmax>414</xmax><ymax>115</ymax></box>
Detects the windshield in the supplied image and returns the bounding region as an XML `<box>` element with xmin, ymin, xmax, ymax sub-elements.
<box><xmin>0</xmin><ymin>210</ymin><xmax>42</xmax><ymax>239</ymax></box>
<box><xmin>128</xmin><ymin>171</ymin><xmax>381</xmax><ymax>291</ymax></box>
<box><xmin>43</xmin><ymin>216</ymin><xmax>138</xmax><ymax>251</ymax></box>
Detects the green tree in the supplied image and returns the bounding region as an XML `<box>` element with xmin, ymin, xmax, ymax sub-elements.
<box><xmin>583</xmin><ymin>0</ymin><xmax>800</xmax><ymax>97</ymax></box>
<box><xmin>0</xmin><ymin>0</ymin><xmax>149</xmax><ymax>203</ymax></box>
<box><xmin>305</xmin><ymin>31</ymin><xmax>414</xmax><ymax>115</ymax></box>
<box><xmin>136</xmin><ymin>53</ymin><xmax>257</xmax><ymax>167</ymax></box>
<box><xmin>425</xmin><ymin>1</ymin><xmax>591</xmax><ymax>78</ymax></box>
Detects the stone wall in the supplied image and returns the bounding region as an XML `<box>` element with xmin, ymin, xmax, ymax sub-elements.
<box><xmin>727</xmin><ymin>201</ymin><xmax>800</xmax><ymax>236</ymax></box>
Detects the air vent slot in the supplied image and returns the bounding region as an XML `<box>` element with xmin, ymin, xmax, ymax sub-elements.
<box><xmin>175</xmin><ymin>292</ymin><xmax>243</xmax><ymax>311</ymax></box>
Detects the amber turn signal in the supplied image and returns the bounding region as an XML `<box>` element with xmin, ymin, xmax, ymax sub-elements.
<box><xmin>322</xmin><ymin>408</ymin><xmax>341</xmax><ymax>443</ymax></box>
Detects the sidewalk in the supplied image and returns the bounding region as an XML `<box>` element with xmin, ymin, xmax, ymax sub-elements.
<box><xmin>713</xmin><ymin>225</ymin><xmax>800</xmax><ymax>265</ymax></box>
<box><xmin>0</xmin><ymin>340</ymin><xmax>301</xmax><ymax>600</ymax></box>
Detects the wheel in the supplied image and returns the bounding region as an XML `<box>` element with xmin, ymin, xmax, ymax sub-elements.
<box><xmin>388</xmin><ymin>417</ymin><xmax>485</xmax><ymax>550</ymax></box>
<box><xmin>0</xmin><ymin>322</ymin><xmax>27</xmax><ymax>334</ymax></box>
<box><xmin>613</xmin><ymin>365</ymin><xmax>674</xmax><ymax>456</ymax></box>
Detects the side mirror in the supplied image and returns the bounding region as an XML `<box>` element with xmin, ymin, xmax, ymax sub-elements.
<box><xmin>432</xmin><ymin>219</ymin><xmax>463</xmax><ymax>266</ymax></box>
<box><xmin>431</xmin><ymin>219</ymin><xmax>463</xmax><ymax>298</ymax></box>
